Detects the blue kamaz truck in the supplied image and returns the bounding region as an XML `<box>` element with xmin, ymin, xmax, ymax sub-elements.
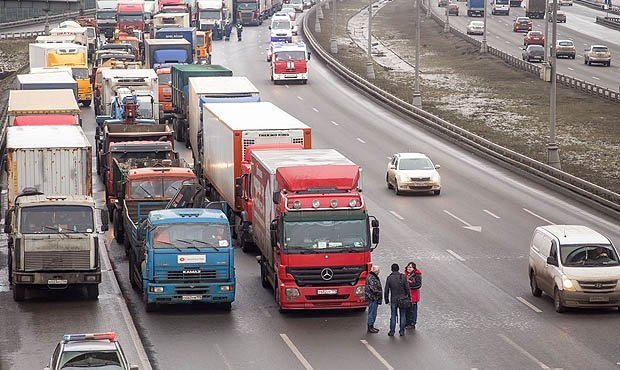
<box><xmin>128</xmin><ymin>208</ymin><xmax>235</xmax><ymax>311</ymax></box>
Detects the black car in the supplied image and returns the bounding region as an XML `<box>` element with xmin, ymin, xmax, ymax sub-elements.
<box><xmin>522</xmin><ymin>45</ymin><xmax>544</xmax><ymax>62</ymax></box>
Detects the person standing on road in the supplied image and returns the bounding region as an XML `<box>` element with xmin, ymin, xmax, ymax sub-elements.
<box><xmin>235</xmin><ymin>22</ymin><xmax>243</xmax><ymax>41</ymax></box>
<box><xmin>404</xmin><ymin>261</ymin><xmax>422</xmax><ymax>329</ymax></box>
<box><xmin>384</xmin><ymin>263</ymin><xmax>411</xmax><ymax>337</ymax></box>
<box><xmin>365</xmin><ymin>265</ymin><xmax>383</xmax><ymax>333</ymax></box>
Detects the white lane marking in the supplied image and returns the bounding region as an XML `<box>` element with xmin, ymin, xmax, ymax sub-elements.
<box><xmin>483</xmin><ymin>209</ymin><xmax>501</xmax><ymax>219</ymax></box>
<box><xmin>297</xmin><ymin>96</ymin><xmax>303</xmax><ymax>100</ymax></box>
<box><xmin>360</xmin><ymin>340</ymin><xmax>394</xmax><ymax>370</ymax></box>
<box><xmin>312</xmin><ymin>107</ymin><xmax>319</xmax><ymax>112</ymax></box>
<box><xmin>522</xmin><ymin>208</ymin><xmax>555</xmax><ymax>224</ymax></box>
<box><xmin>505</xmin><ymin>41</ymin><xmax>511</xmax><ymax>44</ymax></box>
<box><xmin>495</xmin><ymin>35</ymin><xmax>500</xmax><ymax>39</ymax></box>
<box><xmin>0</xmin><ymin>189</ymin><xmax>6</xmax><ymax>194</ymax></box>
<box><xmin>331</xmin><ymin>120</ymin><xmax>339</xmax><ymax>126</ymax></box>
<box><xmin>285</xmin><ymin>85</ymin><xmax>290</xmax><ymax>89</ymax></box>
<box><xmin>498</xmin><ymin>334</ymin><xmax>553</xmax><ymax>369</ymax></box>
<box><xmin>443</xmin><ymin>210</ymin><xmax>482</xmax><ymax>232</ymax></box>
<box><xmin>214</xmin><ymin>343</ymin><xmax>233</xmax><ymax>370</ymax></box>
<box><xmin>446</xmin><ymin>249</ymin><xmax>466</xmax><ymax>262</ymax></box>
<box><xmin>567</xmin><ymin>67</ymin><xmax>574</xmax><ymax>71</ymax></box>
<box><xmin>357</xmin><ymin>137</ymin><xmax>366</xmax><ymax>144</ymax></box>
<box><xmin>516</xmin><ymin>296</ymin><xmax>543</xmax><ymax>313</ymax></box>
<box><xmin>389</xmin><ymin>210</ymin><xmax>404</xmax><ymax>220</ymax></box>
<box><xmin>280</xmin><ymin>334</ymin><xmax>314</xmax><ymax>370</ymax></box>
<box><xmin>592</xmin><ymin>76</ymin><xmax>600</xmax><ymax>80</ymax></box>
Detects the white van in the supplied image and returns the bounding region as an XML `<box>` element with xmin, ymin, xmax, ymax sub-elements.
<box><xmin>528</xmin><ymin>225</ymin><xmax>620</xmax><ymax>312</ymax></box>
<box><xmin>491</xmin><ymin>0</ymin><xmax>510</xmax><ymax>15</ymax></box>
<box><xmin>269</xmin><ymin>16</ymin><xmax>293</xmax><ymax>43</ymax></box>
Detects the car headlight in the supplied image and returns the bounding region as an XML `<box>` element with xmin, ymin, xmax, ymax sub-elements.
<box><xmin>431</xmin><ymin>172</ymin><xmax>440</xmax><ymax>183</ymax></box>
<box><xmin>561</xmin><ymin>275</ymin><xmax>575</xmax><ymax>291</ymax></box>
<box><xmin>397</xmin><ymin>174</ymin><xmax>409</xmax><ymax>182</ymax></box>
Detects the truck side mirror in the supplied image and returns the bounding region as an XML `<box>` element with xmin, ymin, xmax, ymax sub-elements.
<box><xmin>371</xmin><ymin>227</ymin><xmax>380</xmax><ymax>245</ymax></box>
<box><xmin>234</xmin><ymin>177</ymin><xmax>243</xmax><ymax>198</ymax></box>
<box><xmin>270</xmin><ymin>219</ymin><xmax>278</xmax><ymax>247</ymax></box>
<box><xmin>4</xmin><ymin>208</ymin><xmax>13</xmax><ymax>234</ymax></box>
<box><xmin>307</xmin><ymin>51</ymin><xmax>311</xmax><ymax>60</ymax></box>
<box><xmin>272</xmin><ymin>191</ymin><xmax>280</xmax><ymax>204</ymax></box>
<box><xmin>268</xmin><ymin>25</ymin><xmax>271</xmax><ymax>29</ymax></box>
<box><xmin>100</xmin><ymin>209</ymin><xmax>109</xmax><ymax>232</ymax></box>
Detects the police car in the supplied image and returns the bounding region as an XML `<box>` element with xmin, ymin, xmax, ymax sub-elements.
<box><xmin>45</xmin><ymin>332</ymin><xmax>138</xmax><ymax>370</ymax></box>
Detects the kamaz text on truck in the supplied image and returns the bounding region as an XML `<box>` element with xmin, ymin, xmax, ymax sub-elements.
<box><xmin>270</xmin><ymin>41</ymin><xmax>310</xmax><ymax>84</ymax></box>
<box><xmin>243</xmin><ymin>148</ymin><xmax>380</xmax><ymax>311</ymax></box>
<box><xmin>128</xmin><ymin>208</ymin><xmax>235</xmax><ymax>311</ymax></box>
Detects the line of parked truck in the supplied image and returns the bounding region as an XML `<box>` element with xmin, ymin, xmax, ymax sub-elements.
<box><xmin>5</xmin><ymin>4</ymin><xmax>380</xmax><ymax>312</ymax></box>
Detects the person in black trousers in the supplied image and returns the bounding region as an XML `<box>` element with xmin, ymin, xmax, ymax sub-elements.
<box><xmin>384</xmin><ymin>263</ymin><xmax>411</xmax><ymax>336</ymax></box>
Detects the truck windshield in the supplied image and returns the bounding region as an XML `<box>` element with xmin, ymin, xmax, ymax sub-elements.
<box><xmin>272</xmin><ymin>21</ymin><xmax>291</xmax><ymax>30</ymax></box>
<box><xmin>238</xmin><ymin>3</ymin><xmax>258</xmax><ymax>10</ymax></box>
<box><xmin>152</xmin><ymin>223</ymin><xmax>230</xmax><ymax>249</ymax></box>
<box><xmin>72</xmin><ymin>67</ymin><xmax>89</xmax><ymax>79</ymax></box>
<box><xmin>97</xmin><ymin>12</ymin><xmax>117</xmax><ymax>20</ymax></box>
<box><xmin>200</xmin><ymin>10</ymin><xmax>221</xmax><ymax>19</ymax></box>
<box><xmin>158</xmin><ymin>73</ymin><xmax>171</xmax><ymax>85</ymax></box>
<box><xmin>112</xmin><ymin>151</ymin><xmax>171</xmax><ymax>161</ymax></box>
<box><xmin>274</xmin><ymin>51</ymin><xmax>305</xmax><ymax>61</ymax></box>
<box><xmin>561</xmin><ymin>244</ymin><xmax>619</xmax><ymax>267</ymax></box>
<box><xmin>130</xmin><ymin>178</ymin><xmax>193</xmax><ymax>198</ymax></box>
<box><xmin>283</xmin><ymin>211</ymin><xmax>368</xmax><ymax>252</ymax></box>
<box><xmin>136</xmin><ymin>95</ymin><xmax>154</xmax><ymax>118</ymax></box>
<box><xmin>495</xmin><ymin>0</ymin><xmax>509</xmax><ymax>4</ymax></box>
<box><xmin>118</xmin><ymin>14</ymin><xmax>144</xmax><ymax>22</ymax></box>
<box><xmin>20</xmin><ymin>205</ymin><xmax>94</xmax><ymax>234</ymax></box>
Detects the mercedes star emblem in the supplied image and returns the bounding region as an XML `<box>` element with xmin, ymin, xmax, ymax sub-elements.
<box><xmin>320</xmin><ymin>268</ymin><xmax>334</xmax><ymax>281</ymax></box>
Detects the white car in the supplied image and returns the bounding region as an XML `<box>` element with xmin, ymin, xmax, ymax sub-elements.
<box><xmin>275</xmin><ymin>9</ymin><xmax>298</xmax><ymax>35</ymax></box>
<box><xmin>466</xmin><ymin>20</ymin><xmax>484</xmax><ymax>35</ymax></box>
<box><xmin>290</xmin><ymin>0</ymin><xmax>304</xmax><ymax>12</ymax></box>
<box><xmin>386</xmin><ymin>153</ymin><xmax>441</xmax><ymax>195</ymax></box>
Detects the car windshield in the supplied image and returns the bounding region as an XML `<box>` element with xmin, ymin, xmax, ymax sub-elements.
<box><xmin>561</xmin><ymin>245</ymin><xmax>619</xmax><ymax>267</ymax></box>
<box><xmin>496</xmin><ymin>0</ymin><xmax>509</xmax><ymax>3</ymax></box>
<box><xmin>517</xmin><ymin>17</ymin><xmax>529</xmax><ymax>21</ymax></box>
<box><xmin>272</xmin><ymin>21</ymin><xmax>291</xmax><ymax>29</ymax></box>
<box><xmin>129</xmin><ymin>178</ymin><xmax>192</xmax><ymax>198</ymax></box>
<box><xmin>592</xmin><ymin>47</ymin><xmax>609</xmax><ymax>52</ymax></box>
<box><xmin>20</xmin><ymin>205</ymin><xmax>94</xmax><ymax>234</ymax></box>
<box><xmin>152</xmin><ymin>223</ymin><xmax>230</xmax><ymax>249</ymax></box>
<box><xmin>398</xmin><ymin>157</ymin><xmax>434</xmax><ymax>170</ymax></box>
<box><xmin>274</xmin><ymin>50</ymin><xmax>305</xmax><ymax>61</ymax></box>
<box><xmin>238</xmin><ymin>2</ymin><xmax>257</xmax><ymax>10</ymax></box>
<box><xmin>135</xmin><ymin>95</ymin><xmax>154</xmax><ymax>119</ymax></box>
<box><xmin>200</xmin><ymin>10</ymin><xmax>221</xmax><ymax>19</ymax></box>
<box><xmin>528</xmin><ymin>45</ymin><xmax>544</xmax><ymax>51</ymax></box>
<box><xmin>283</xmin><ymin>215</ymin><xmax>368</xmax><ymax>251</ymax></box>
<box><xmin>529</xmin><ymin>32</ymin><xmax>542</xmax><ymax>36</ymax></box>
<box><xmin>558</xmin><ymin>41</ymin><xmax>573</xmax><ymax>46</ymax></box>
<box><xmin>59</xmin><ymin>350</ymin><xmax>122</xmax><ymax>369</ymax></box>
<box><xmin>291</xmin><ymin>0</ymin><xmax>302</xmax><ymax>4</ymax></box>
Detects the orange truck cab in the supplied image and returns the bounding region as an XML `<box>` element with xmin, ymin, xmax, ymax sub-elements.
<box><xmin>115</xmin><ymin>33</ymin><xmax>142</xmax><ymax>61</ymax></box>
<box><xmin>196</xmin><ymin>30</ymin><xmax>213</xmax><ymax>64</ymax></box>
<box><xmin>157</xmin><ymin>67</ymin><xmax>174</xmax><ymax>123</ymax></box>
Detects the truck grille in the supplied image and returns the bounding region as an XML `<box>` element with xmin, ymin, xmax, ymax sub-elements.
<box><xmin>287</xmin><ymin>266</ymin><xmax>365</xmax><ymax>287</ymax></box>
<box><xmin>306</xmin><ymin>294</ymin><xmax>350</xmax><ymax>301</ymax></box>
<box><xmin>167</xmin><ymin>270</ymin><xmax>217</xmax><ymax>280</ymax></box>
<box><xmin>578</xmin><ymin>280</ymin><xmax>618</xmax><ymax>293</ymax></box>
<box><xmin>175</xmin><ymin>287</ymin><xmax>211</xmax><ymax>295</ymax></box>
<box><xmin>24</xmin><ymin>250</ymin><xmax>90</xmax><ymax>271</ymax></box>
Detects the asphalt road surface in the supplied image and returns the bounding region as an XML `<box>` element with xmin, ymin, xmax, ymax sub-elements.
<box><xmin>430</xmin><ymin>1</ymin><xmax>620</xmax><ymax>90</ymax></box>
<box><xmin>2</xmin><ymin>7</ymin><xmax>620</xmax><ymax>370</ymax></box>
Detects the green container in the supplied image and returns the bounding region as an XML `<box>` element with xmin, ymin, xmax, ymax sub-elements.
<box><xmin>171</xmin><ymin>64</ymin><xmax>233</xmax><ymax>115</ymax></box>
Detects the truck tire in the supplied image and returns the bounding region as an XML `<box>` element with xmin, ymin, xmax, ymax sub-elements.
<box><xmin>81</xmin><ymin>100</ymin><xmax>92</xmax><ymax>107</ymax></box>
<box><xmin>260</xmin><ymin>260</ymin><xmax>271</xmax><ymax>289</ymax></box>
<box><xmin>113</xmin><ymin>211</ymin><xmax>124</xmax><ymax>244</ymax></box>
<box><xmin>124</xmin><ymin>231</ymin><xmax>131</xmax><ymax>256</ymax></box>
<box><xmin>129</xmin><ymin>255</ymin><xmax>140</xmax><ymax>291</ymax></box>
<box><xmin>145</xmin><ymin>301</ymin><xmax>157</xmax><ymax>312</ymax></box>
<box><xmin>13</xmin><ymin>284</ymin><xmax>26</xmax><ymax>302</ymax></box>
<box><xmin>184</xmin><ymin>127</ymin><xmax>191</xmax><ymax>149</ymax></box>
<box><xmin>220</xmin><ymin>302</ymin><xmax>232</xmax><ymax>311</ymax></box>
<box><xmin>86</xmin><ymin>285</ymin><xmax>99</xmax><ymax>300</ymax></box>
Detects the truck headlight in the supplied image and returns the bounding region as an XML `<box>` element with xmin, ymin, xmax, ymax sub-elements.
<box><xmin>285</xmin><ymin>288</ymin><xmax>300</xmax><ymax>297</ymax></box>
<box><xmin>561</xmin><ymin>275</ymin><xmax>575</xmax><ymax>291</ymax></box>
<box><xmin>220</xmin><ymin>285</ymin><xmax>234</xmax><ymax>292</ymax></box>
<box><xmin>18</xmin><ymin>274</ymin><xmax>34</xmax><ymax>283</ymax></box>
<box><xmin>149</xmin><ymin>286</ymin><xmax>164</xmax><ymax>293</ymax></box>
<box><xmin>354</xmin><ymin>286</ymin><xmax>365</xmax><ymax>296</ymax></box>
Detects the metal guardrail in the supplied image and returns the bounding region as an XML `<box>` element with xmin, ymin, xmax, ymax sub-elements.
<box><xmin>0</xmin><ymin>30</ymin><xmax>47</xmax><ymax>40</ymax></box>
<box><xmin>575</xmin><ymin>0</ymin><xmax>620</xmax><ymax>13</ymax></box>
<box><xmin>596</xmin><ymin>16</ymin><xmax>620</xmax><ymax>30</ymax></box>
<box><xmin>303</xmin><ymin>5</ymin><xmax>620</xmax><ymax>216</ymax></box>
<box><xmin>0</xmin><ymin>9</ymin><xmax>95</xmax><ymax>31</ymax></box>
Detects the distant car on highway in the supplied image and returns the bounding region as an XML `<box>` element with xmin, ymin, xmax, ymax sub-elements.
<box><xmin>438</xmin><ymin>0</ymin><xmax>449</xmax><ymax>6</ymax></box>
<box><xmin>513</xmin><ymin>16</ymin><xmax>532</xmax><ymax>32</ymax></box>
<box><xmin>556</xmin><ymin>39</ymin><xmax>576</xmax><ymax>59</ymax></box>
<box><xmin>522</xmin><ymin>45</ymin><xmax>544</xmax><ymax>62</ymax></box>
<box><xmin>386</xmin><ymin>153</ymin><xmax>441</xmax><ymax>195</ymax></box>
<box><xmin>447</xmin><ymin>3</ymin><xmax>459</xmax><ymax>15</ymax></box>
<box><xmin>45</xmin><ymin>332</ymin><xmax>138</xmax><ymax>370</ymax></box>
<box><xmin>559</xmin><ymin>0</ymin><xmax>572</xmax><ymax>5</ymax></box>
<box><xmin>289</xmin><ymin>0</ymin><xmax>304</xmax><ymax>12</ymax></box>
<box><xmin>584</xmin><ymin>45</ymin><xmax>612</xmax><ymax>66</ymax></box>
<box><xmin>547</xmin><ymin>11</ymin><xmax>566</xmax><ymax>22</ymax></box>
<box><xmin>466</xmin><ymin>20</ymin><xmax>484</xmax><ymax>35</ymax></box>
<box><xmin>275</xmin><ymin>9</ymin><xmax>298</xmax><ymax>35</ymax></box>
<box><xmin>524</xmin><ymin>30</ymin><xmax>544</xmax><ymax>46</ymax></box>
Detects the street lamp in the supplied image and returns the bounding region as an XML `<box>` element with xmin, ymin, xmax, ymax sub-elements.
<box><xmin>330</xmin><ymin>0</ymin><xmax>338</xmax><ymax>53</ymax></box>
<box><xmin>480</xmin><ymin>0</ymin><xmax>487</xmax><ymax>53</ymax></box>
<box><xmin>413</xmin><ymin>0</ymin><xmax>422</xmax><ymax>106</ymax></box>
<box><xmin>444</xmin><ymin>5</ymin><xmax>450</xmax><ymax>33</ymax></box>
<box><xmin>426</xmin><ymin>0</ymin><xmax>431</xmax><ymax>18</ymax></box>
<box><xmin>366</xmin><ymin>0</ymin><xmax>375</xmax><ymax>79</ymax></box>
<box><xmin>547</xmin><ymin>0</ymin><xmax>560</xmax><ymax>168</ymax></box>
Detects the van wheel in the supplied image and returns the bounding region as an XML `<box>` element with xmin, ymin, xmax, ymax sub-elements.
<box><xmin>553</xmin><ymin>288</ymin><xmax>565</xmax><ymax>313</ymax></box>
<box><xmin>386</xmin><ymin>175</ymin><xmax>393</xmax><ymax>189</ymax></box>
<box><xmin>529</xmin><ymin>271</ymin><xmax>542</xmax><ymax>297</ymax></box>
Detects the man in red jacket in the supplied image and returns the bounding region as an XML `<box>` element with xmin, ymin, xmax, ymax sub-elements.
<box><xmin>405</xmin><ymin>261</ymin><xmax>422</xmax><ymax>329</ymax></box>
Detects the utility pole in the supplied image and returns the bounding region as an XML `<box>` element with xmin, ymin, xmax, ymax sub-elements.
<box><xmin>330</xmin><ymin>0</ymin><xmax>338</xmax><ymax>53</ymax></box>
<box><xmin>413</xmin><ymin>0</ymin><xmax>422</xmax><ymax>107</ymax></box>
<box><xmin>366</xmin><ymin>0</ymin><xmax>375</xmax><ymax>79</ymax></box>
<box><xmin>480</xmin><ymin>0</ymin><xmax>487</xmax><ymax>53</ymax></box>
<box><xmin>444</xmin><ymin>5</ymin><xmax>450</xmax><ymax>33</ymax></box>
<box><xmin>426</xmin><ymin>0</ymin><xmax>431</xmax><ymax>18</ymax></box>
<box><xmin>547</xmin><ymin>0</ymin><xmax>561</xmax><ymax>169</ymax></box>
<box><xmin>542</xmin><ymin>1</ymin><xmax>551</xmax><ymax>81</ymax></box>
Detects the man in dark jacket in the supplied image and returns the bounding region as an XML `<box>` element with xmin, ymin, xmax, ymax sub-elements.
<box><xmin>384</xmin><ymin>263</ymin><xmax>410</xmax><ymax>336</ymax></box>
<box><xmin>365</xmin><ymin>265</ymin><xmax>382</xmax><ymax>333</ymax></box>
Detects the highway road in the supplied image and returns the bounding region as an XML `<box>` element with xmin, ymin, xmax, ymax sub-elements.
<box><xmin>1</xmin><ymin>6</ymin><xmax>620</xmax><ymax>370</ymax></box>
<box><xmin>429</xmin><ymin>1</ymin><xmax>620</xmax><ymax>90</ymax></box>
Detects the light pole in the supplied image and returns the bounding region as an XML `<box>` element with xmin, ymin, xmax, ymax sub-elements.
<box><xmin>426</xmin><ymin>0</ymin><xmax>431</xmax><ymax>18</ymax></box>
<box><xmin>547</xmin><ymin>0</ymin><xmax>560</xmax><ymax>168</ymax></box>
<box><xmin>444</xmin><ymin>5</ymin><xmax>450</xmax><ymax>32</ymax></box>
<box><xmin>480</xmin><ymin>0</ymin><xmax>487</xmax><ymax>53</ymax></box>
<box><xmin>413</xmin><ymin>0</ymin><xmax>422</xmax><ymax>107</ymax></box>
<box><xmin>366</xmin><ymin>0</ymin><xmax>375</xmax><ymax>79</ymax></box>
<box><xmin>44</xmin><ymin>8</ymin><xmax>50</xmax><ymax>34</ymax></box>
<box><xmin>330</xmin><ymin>0</ymin><xmax>338</xmax><ymax>53</ymax></box>
<box><xmin>315</xmin><ymin>6</ymin><xmax>322</xmax><ymax>32</ymax></box>
<box><xmin>542</xmin><ymin>1</ymin><xmax>551</xmax><ymax>81</ymax></box>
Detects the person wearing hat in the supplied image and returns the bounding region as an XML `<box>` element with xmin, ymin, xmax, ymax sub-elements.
<box><xmin>365</xmin><ymin>265</ymin><xmax>383</xmax><ymax>333</ymax></box>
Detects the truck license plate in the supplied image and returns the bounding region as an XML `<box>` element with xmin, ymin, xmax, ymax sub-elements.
<box><xmin>317</xmin><ymin>289</ymin><xmax>338</xmax><ymax>295</ymax></box>
<box><xmin>48</xmin><ymin>279</ymin><xmax>67</xmax><ymax>285</ymax></box>
<box><xmin>589</xmin><ymin>296</ymin><xmax>609</xmax><ymax>303</ymax></box>
<box><xmin>182</xmin><ymin>295</ymin><xmax>202</xmax><ymax>301</ymax></box>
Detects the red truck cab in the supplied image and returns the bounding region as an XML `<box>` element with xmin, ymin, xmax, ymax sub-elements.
<box><xmin>270</xmin><ymin>41</ymin><xmax>310</xmax><ymax>85</ymax></box>
<box><xmin>117</xmin><ymin>2</ymin><xmax>145</xmax><ymax>32</ymax></box>
<box><xmin>157</xmin><ymin>67</ymin><xmax>173</xmax><ymax>122</ymax></box>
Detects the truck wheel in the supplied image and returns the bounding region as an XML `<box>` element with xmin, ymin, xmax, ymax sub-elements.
<box><xmin>86</xmin><ymin>285</ymin><xmax>99</xmax><ymax>300</ymax></box>
<box><xmin>260</xmin><ymin>260</ymin><xmax>270</xmax><ymax>289</ymax></box>
<box><xmin>220</xmin><ymin>302</ymin><xmax>232</xmax><ymax>311</ymax></box>
<box><xmin>129</xmin><ymin>256</ymin><xmax>140</xmax><ymax>291</ymax></box>
<box><xmin>145</xmin><ymin>302</ymin><xmax>157</xmax><ymax>312</ymax></box>
<box><xmin>113</xmin><ymin>211</ymin><xmax>124</xmax><ymax>244</ymax></box>
<box><xmin>124</xmin><ymin>231</ymin><xmax>131</xmax><ymax>256</ymax></box>
<box><xmin>184</xmin><ymin>128</ymin><xmax>191</xmax><ymax>149</ymax></box>
<box><xmin>13</xmin><ymin>284</ymin><xmax>26</xmax><ymax>302</ymax></box>
<box><xmin>96</xmin><ymin>154</ymin><xmax>101</xmax><ymax>176</ymax></box>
